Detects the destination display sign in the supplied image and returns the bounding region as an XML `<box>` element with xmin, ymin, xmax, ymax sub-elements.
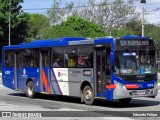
<box><xmin>115</xmin><ymin>39</ymin><xmax>154</xmax><ymax>48</ymax></box>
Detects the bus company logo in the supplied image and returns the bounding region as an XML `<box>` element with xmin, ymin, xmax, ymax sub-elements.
<box><xmin>136</xmin><ymin>84</ymin><xmax>143</xmax><ymax>88</ymax></box>
<box><xmin>22</xmin><ymin>69</ymin><xmax>28</xmax><ymax>77</ymax></box>
<box><xmin>58</xmin><ymin>72</ymin><xmax>67</xmax><ymax>77</ymax></box>
<box><xmin>23</xmin><ymin>69</ymin><xmax>26</xmax><ymax>75</ymax></box>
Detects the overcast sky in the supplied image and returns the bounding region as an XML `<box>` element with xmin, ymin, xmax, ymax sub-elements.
<box><xmin>22</xmin><ymin>0</ymin><xmax>160</xmax><ymax>24</ymax></box>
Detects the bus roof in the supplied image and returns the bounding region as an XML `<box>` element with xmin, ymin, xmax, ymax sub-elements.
<box><xmin>3</xmin><ymin>36</ymin><xmax>153</xmax><ymax>50</ymax></box>
<box><xmin>3</xmin><ymin>37</ymin><xmax>114</xmax><ymax>50</ymax></box>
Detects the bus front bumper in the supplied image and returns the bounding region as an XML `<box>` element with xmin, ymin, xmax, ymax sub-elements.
<box><xmin>113</xmin><ymin>85</ymin><xmax>158</xmax><ymax>100</ymax></box>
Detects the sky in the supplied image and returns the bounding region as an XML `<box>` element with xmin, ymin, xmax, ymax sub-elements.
<box><xmin>21</xmin><ymin>0</ymin><xmax>160</xmax><ymax>25</ymax></box>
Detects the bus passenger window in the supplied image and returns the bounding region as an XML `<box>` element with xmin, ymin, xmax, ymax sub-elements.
<box><xmin>64</xmin><ymin>47</ymin><xmax>77</xmax><ymax>68</ymax></box>
<box><xmin>68</xmin><ymin>54</ymin><xmax>76</xmax><ymax>67</ymax></box>
<box><xmin>53</xmin><ymin>58</ymin><xmax>60</xmax><ymax>67</ymax></box>
<box><xmin>51</xmin><ymin>48</ymin><xmax>64</xmax><ymax>67</ymax></box>
<box><xmin>78</xmin><ymin>46</ymin><xmax>93</xmax><ymax>68</ymax></box>
<box><xmin>23</xmin><ymin>49</ymin><xmax>35</xmax><ymax>67</ymax></box>
<box><xmin>4</xmin><ymin>51</ymin><xmax>14</xmax><ymax>67</ymax></box>
<box><xmin>78</xmin><ymin>55</ymin><xmax>84</xmax><ymax>67</ymax></box>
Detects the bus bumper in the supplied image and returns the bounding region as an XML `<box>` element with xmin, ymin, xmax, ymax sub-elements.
<box><xmin>113</xmin><ymin>83</ymin><xmax>158</xmax><ymax>99</ymax></box>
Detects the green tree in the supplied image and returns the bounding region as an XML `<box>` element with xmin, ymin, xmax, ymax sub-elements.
<box><xmin>47</xmin><ymin>0</ymin><xmax>138</xmax><ymax>31</ymax></box>
<box><xmin>0</xmin><ymin>0</ymin><xmax>30</xmax><ymax>45</ymax></box>
<box><xmin>144</xmin><ymin>24</ymin><xmax>160</xmax><ymax>60</ymax></box>
<box><xmin>47</xmin><ymin>0</ymin><xmax>74</xmax><ymax>26</ymax></box>
<box><xmin>145</xmin><ymin>24</ymin><xmax>160</xmax><ymax>40</ymax></box>
<box><xmin>47</xmin><ymin>16</ymin><xmax>106</xmax><ymax>38</ymax></box>
<box><xmin>125</xmin><ymin>19</ymin><xmax>142</xmax><ymax>36</ymax></box>
<box><xmin>27</xmin><ymin>14</ymin><xmax>51</xmax><ymax>41</ymax></box>
<box><xmin>61</xmin><ymin>16</ymin><xmax>106</xmax><ymax>37</ymax></box>
<box><xmin>48</xmin><ymin>25</ymin><xmax>81</xmax><ymax>38</ymax></box>
<box><xmin>110</xmin><ymin>27</ymin><xmax>133</xmax><ymax>37</ymax></box>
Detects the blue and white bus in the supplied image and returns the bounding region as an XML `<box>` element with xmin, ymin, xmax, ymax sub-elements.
<box><xmin>1</xmin><ymin>36</ymin><xmax>158</xmax><ymax>105</ymax></box>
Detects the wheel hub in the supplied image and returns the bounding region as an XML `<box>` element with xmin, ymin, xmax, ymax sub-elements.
<box><xmin>28</xmin><ymin>86</ymin><xmax>33</xmax><ymax>96</ymax></box>
<box><xmin>85</xmin><ymin>90</ymin><xmax>92</xmax><ymax>101</ymax></box>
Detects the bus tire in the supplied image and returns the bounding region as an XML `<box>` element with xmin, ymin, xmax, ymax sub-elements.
<box><xmin>118</xmin><ymin>98</ymin><xmax>132</xmax><ymax>104</ymax></box>
<box><xmin>83</xmin><ymin>85</ymin><xmax>94</xmax><ymax>105</ymax></box>
<box><xmin>26</xmin><ymin>81</ymin><xmax>35</xmax><ymax>98</ymax></box>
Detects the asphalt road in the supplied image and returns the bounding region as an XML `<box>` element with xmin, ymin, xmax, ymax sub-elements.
<box><xmin>0</xmin><ymin>61</ymin><xmax>160</xmax><ymax>119</ymax></box>
<box><xmin>1</xmin><ymin>73</ymin><xmax>160</xmax><ymax>120</ymax></box>
<box><xmin>0</xmin><ymin>84</ymin><xmax>159</xmax><ymax>120</ymax></box>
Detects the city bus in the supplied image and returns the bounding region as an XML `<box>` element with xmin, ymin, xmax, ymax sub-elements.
<box><xmin>1</xmin><ymin>36</ymin><xmax>158</xmax><ymax>105</ymax></box>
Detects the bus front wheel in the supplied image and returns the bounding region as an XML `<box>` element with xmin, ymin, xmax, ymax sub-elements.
<box><xmin>26</xmin><ymin>81</ymin><xmax>35</xmax><ymax>98</ymax></box>
<box><xmin>83</xmin><ymin>86</ymin><xmax>94</xmax><ymax>105</ymax></box>
<box><xmin>118</xmin><ymin>98</ymin><xmax>132</xmax><ymax>104</ymax></box>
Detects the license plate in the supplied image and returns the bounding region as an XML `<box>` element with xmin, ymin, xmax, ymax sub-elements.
<box><xmin>138</xmin><ymin>91</ymin><xmax>145</xmax><ymax>95</ymax></box>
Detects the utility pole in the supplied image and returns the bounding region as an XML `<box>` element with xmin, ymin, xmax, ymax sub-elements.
<box><xmin>140</xmin><ymin>0</ymin><xmax>146</xmax><ymax>37</ymax></box>
<box><xmin>9</xmin><ymin>0</ymin><xmax>11</xmax><ymax>46</ymax></box>
<box><xmin>142</xmin><ymin>7</ymin><xmax>144</xmax><ymax>37</ymax></box>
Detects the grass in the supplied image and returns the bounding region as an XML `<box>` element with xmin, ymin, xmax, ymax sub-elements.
<box><xmin>158</xmin><ymin>79</ymin><xmax>160</xmax><ymax>83</ymax></box>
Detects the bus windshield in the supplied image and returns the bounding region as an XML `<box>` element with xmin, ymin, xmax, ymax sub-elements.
<box><xmin>114</xmin><ymin>50</ymin><xmax>156</xmax><ymax>75</ymax></box>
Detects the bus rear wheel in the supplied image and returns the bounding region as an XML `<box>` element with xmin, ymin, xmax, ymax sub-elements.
<box><xmin>83</xmin><ymin>86</ymin><xmax>94</xmax><ymax>105</ymax></box>
<box><xmin>118</xmin><ymin>98</ymin><xmax>132</xmax><ymax>104</ymax></box>
<box><xmin>26</xmin><ymin>81</ymin><xmax>35</xmax><ymax>98</ymax></box>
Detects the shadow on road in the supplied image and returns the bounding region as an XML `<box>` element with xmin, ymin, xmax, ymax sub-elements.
<box><xmin>7</xmin><ymin>92</ymin><xmax>160</xmax><ymax>109</ymax></box>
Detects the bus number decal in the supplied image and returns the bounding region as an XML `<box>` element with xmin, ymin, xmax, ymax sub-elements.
<box><xmin>5</xmin><ymin>71</ymin><xmax>10</xmax><ymax>74</ymax></box>
<box><xmin>147</xmin><ymin>84</ymin><xmax>153</xmax><ymax>87</ymax></box>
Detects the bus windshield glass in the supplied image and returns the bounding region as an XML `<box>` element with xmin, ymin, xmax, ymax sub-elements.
<box><xmin>114</xmin><ymin>50</ymin><xmax>156</xmax><ymax>75</ymax></box>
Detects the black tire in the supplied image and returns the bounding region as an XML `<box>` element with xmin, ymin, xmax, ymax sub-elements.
<box><xmin>26</xmin><ymin>81</ymin><xmax>35</xmax><ymax>98</ymax></box>
<box><xmin>83</xmin><ymin>86</ymin><xmax>94</xmax><ymax>105</ymax></box>
<box><xmin>118</xmin><ymin>98</ymin><xmax>132</xmax><ymax>104</ymax></box>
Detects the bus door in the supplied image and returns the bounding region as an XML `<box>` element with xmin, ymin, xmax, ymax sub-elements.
<box><xmin>40</xmin><ymin>50</ymin><xmax>51</xmax><ymax>93</ymax></box>
<box><xmin>95</xmin><ymin>47</ymin><xmax>111</xmax><ymax>97</ymax></box>
<box><xmin>14</xmin><ymin>52</ymin><xmax>22</xmax><ymax>90</ymax></box>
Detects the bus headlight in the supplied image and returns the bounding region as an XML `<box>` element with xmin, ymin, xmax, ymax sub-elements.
<box><xmin>114</xmin><ymin>80</ymin><xmax>126</xmax><ymax>89</ymax></box>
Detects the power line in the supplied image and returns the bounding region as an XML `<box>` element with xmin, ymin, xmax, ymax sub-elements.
<box><xmin>22</xmin><ymin>1</ymin><xmax>160</xmax><ymax>12</ymax></box>
<box><xmin>145</xmin><ymin>8</ymin><xmax>160</xmax><ymax>15</ymax></box>
<box><xmin>21</xmin><ymin>0</ymin><xmax>140</xmax><ymax>11</ymax></box>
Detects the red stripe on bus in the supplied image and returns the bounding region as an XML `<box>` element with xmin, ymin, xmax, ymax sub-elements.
<box><xmin>125</xmin><ymin>84</ymin><xmax>138</xmax><ymax>89</ymax></box>
<box><xmin>106</xmin><ymin>84</ymin><xmax>116</xmax><ymax>89</ymax></box>
<box><xmin>42</xmin><ymin>70</ymin><xmax>50</xmax><ymax>93</ymax></box>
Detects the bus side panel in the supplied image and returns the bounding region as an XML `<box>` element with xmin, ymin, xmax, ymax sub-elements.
<box><xmin>2</xmin><ymin>68</ymin><xmax>15</xmax><ymax>90</ymax></box>
<box><xmin>20</xmin><ymin>68</ymin><xmax>40</xmax><ymax>93</ymax></box>
<box><xmin>50</xmin><ymin>68</ymin><xmax>69</xmax><ymax>95</ymax></box>
<box><xmin>41</xmin><ymin>67</ymin><xmax>52</xmax><ymax>93</ymax></box>
<box><xmin>68</xmin><ymin>68</ymin><xmax>94</xmax><ymax>97</ymax></box>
